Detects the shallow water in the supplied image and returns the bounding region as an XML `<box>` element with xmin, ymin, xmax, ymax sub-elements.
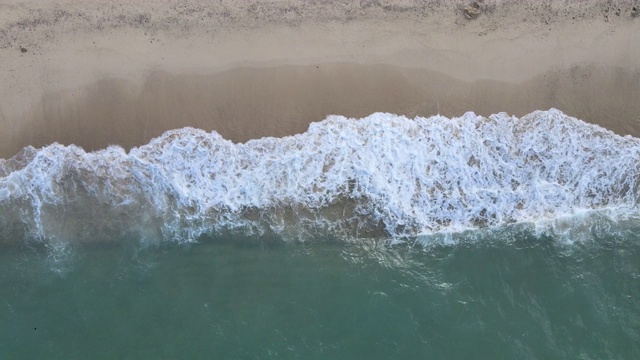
<box><xmin>1</xmin><ymin>229</ymin><xmax>639</xmax><ymax>359</ymax></box>
<box><xmin>2</xmin><ymin>110</ymin><xmax>640</xmax><ymax>358</ymax></box>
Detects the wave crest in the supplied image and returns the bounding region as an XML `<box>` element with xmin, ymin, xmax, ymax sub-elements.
<box><xmin>1</xmin><ymin>109</ymin><xmax>639</xmax><ymax>244</ymax></box>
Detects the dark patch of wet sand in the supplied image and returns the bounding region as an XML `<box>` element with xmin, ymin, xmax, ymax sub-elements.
<box><xmin>2</xmin><ymin>63</ymin><xmax>639</xmax><ymax>158</ymax></box>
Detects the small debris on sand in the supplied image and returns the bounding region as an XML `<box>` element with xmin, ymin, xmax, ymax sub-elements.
<box><xmin>464</xmin><ymin>2</ymin><xmax>481</xmax><ymax>20</ymax></box>
<box><xmin>20</xmin><ymin>47</ymin><xmax>27</xmax><ymax>53</ymax></box>
<box><xmin>632</xmin><ymin>7</ymin><xmax>638</xmax><ymax>18</ymax></box>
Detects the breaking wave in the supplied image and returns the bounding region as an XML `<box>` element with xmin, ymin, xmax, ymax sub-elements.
<box><xmin>1</xmin><ymin>109</ymin><xmax>639</xmax><ymax>245</ymax></box>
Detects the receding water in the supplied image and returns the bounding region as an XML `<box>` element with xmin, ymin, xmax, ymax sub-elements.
<box><xmin>1</xmin><ymin>229</ymin><xmax>639</xmax><ymax>359</ymax></box>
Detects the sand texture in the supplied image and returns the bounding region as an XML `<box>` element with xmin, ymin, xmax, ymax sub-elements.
<box><xmin>1</xmin><ymin>0</ymin><xmax>639</xmax><ymax>158</ymax></box>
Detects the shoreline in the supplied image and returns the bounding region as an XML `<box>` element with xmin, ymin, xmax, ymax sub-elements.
<box><xmin>11</xmin><ymin>63</ymin><xmax>640</xmax><ymax>156</ymax></box>
<box><xmin>1</xmin><ymin>0</ymin><xmax>639</xmax><ymax>158</ymax></box>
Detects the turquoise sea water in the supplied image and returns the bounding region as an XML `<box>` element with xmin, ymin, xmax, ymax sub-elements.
<box><xmin>1</xmin><ymin>229</ymin><xmax>639</xmax><ymax>359</ymax></box>
<box><xmin>2</xmin><ymin>110</ymin><xmax>640</xmax><ymax>358</ymax></box>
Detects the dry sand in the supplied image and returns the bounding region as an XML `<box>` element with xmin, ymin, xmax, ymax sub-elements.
<box><xmin>1</xmin><ymin>0</ymin><xmax>639</xmax><ymax>158</ymax></box>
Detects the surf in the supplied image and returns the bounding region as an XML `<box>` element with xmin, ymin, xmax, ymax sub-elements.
<box><xmin>1</xmin><ymin>109</ymin><xmax>639</xmax><ymax>245</ymax></box>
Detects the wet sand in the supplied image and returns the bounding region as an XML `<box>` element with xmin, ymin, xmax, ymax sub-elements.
<box><xmin>1</xmin><ymin>0</ymin><xmax>639</xmax><ymax>158</ymax></box>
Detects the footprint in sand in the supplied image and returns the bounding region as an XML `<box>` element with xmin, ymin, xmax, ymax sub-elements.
<box><xmin>464</xmin><ymin>2</ymin><xmax>482</xmax><ymax>20</ymax></box>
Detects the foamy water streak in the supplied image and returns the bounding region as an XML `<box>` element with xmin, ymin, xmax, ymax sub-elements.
<box><xmin>1</xmin><ymin>109</ymin><xmax>639</xmax><ymax>244</ymax></box>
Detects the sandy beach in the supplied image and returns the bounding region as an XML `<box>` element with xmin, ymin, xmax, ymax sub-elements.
<box><xmin>1</xmin><ymin>0</ymin><xmax>639</xmax><ymax>158</ymax></box>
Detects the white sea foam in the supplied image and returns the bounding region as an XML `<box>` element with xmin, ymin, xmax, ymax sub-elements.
<box><xmin>0</xmin><ymin>109</ymin><xmax>639</xmax><ymax>244</ymax></box>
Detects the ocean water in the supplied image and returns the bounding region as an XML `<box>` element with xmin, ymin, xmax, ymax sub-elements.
<box><xmin>1</xmin><ymin>110</ymin><xmax>639</xmax><ymax>358</ymax></box>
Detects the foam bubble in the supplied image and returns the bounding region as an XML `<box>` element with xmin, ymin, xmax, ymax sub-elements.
<box><xmin>1</xmin><ymin>109</ymin><xmax>639</xmax><ymax>244</ymax></box>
